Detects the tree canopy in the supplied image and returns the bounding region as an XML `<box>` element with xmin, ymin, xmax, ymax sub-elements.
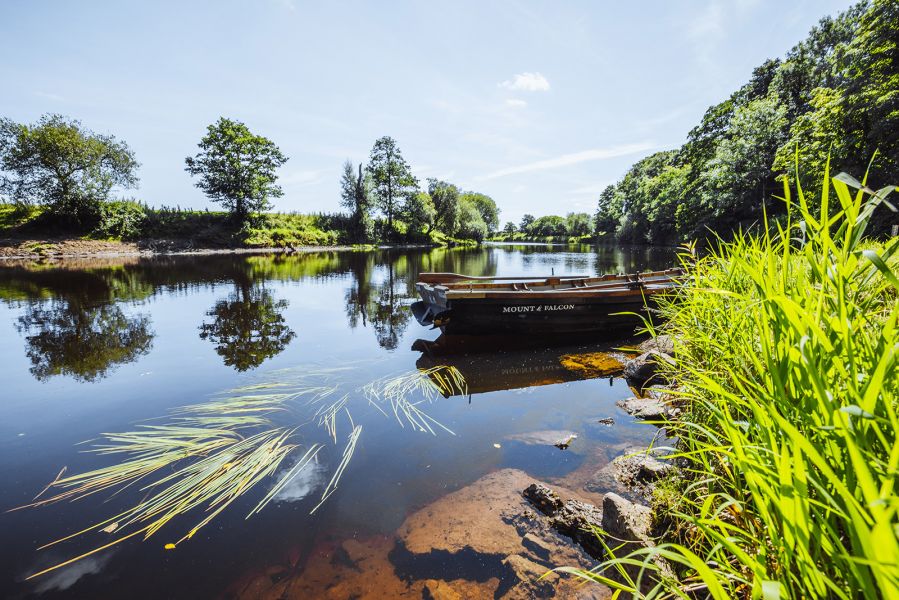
<box><xmin>0</xmin><ymin>114</ymin><xmax>139</xmax><ymax>224</ymax></box>
<box><xmin>185</xmin><ymin>117</ymin><xmax>287</xmax><ymax>221</ymax></box>
<box><xmin>596</xmin><ymin>0</ymin><xmax>898</xmax><ymax>243</ymax></box>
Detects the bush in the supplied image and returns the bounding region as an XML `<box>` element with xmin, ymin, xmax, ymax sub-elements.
<box><xmin>91</xmin><ymin>200</ymin><xmax>147</xmax><ymax>239</ymax></box>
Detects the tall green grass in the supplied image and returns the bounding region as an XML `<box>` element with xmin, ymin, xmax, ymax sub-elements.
<box><xmin>566</xmin><ymin>164</ymin><xmax>898</xmax><ymax>598</ymax></box>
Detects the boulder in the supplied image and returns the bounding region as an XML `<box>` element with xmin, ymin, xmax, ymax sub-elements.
<box><xmin>622</xmin><ymin>350</ymin><xmax>674</xmax><ymax>386</ymax></box>
<box><xmin>615</xmin><ymin>396</ymin><xmax>677</xmax><ymax>421</ymax></box>
<box><xmin>637</xmin><ymin>334</ymin><xmax>675</xmax><ymax>356</ymax></box>
<box><xmin>523</xmin><ymin>483</ymin><xmax>605</xmax><ymax>559</ymax></box>
<box><xmin>601</xmin><ymin>493</ymin><xmax>674</xmax><ymax>588</ymax></box>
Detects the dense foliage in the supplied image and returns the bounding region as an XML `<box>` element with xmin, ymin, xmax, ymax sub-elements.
<box><xmin>185</xmin><ymin>117</ymin><xmax>287</xmax><ymax>221</ymax></box>
<box><xmin>596</xmin><ymin>0</ymin><xmax>898</xmax><ymax>244</ymax></box>
<box><xmin>491</xmin><ymin>212</ymin><xmax>594</xmax><ymax>241</ymax></box>
<box><xmin>570</xmin><ymin>168</ymin><xmax>899</xmax><ymax>598</ymax></box>
<box><xmin>0</xmin><ymin>114</ymin><xmax>139</xmax><ymax>225</ymax></box>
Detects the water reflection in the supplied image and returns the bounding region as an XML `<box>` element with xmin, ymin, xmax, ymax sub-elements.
<box><xmin>0</xmin><ymin>244</ymin><xmax>674</xmax><ymax>380</ymax></box>
<box><xmin>199</xmin><ymin>283</ymin><xmax>295</xmax><ymax>371</ymax></box>
<box><xmin>16</xmin><ymin>301</ymin><xmax>153</xmax><ymax>382</ymax></box>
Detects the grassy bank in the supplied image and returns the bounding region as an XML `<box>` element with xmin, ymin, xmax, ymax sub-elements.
<box><xmin>574</xmin><ymin>169</ymin><xmax>898</xmax><ymax>597</ymax></box>
<box><xmin>0</xmin><ymin>202</ymin><xmax>476</xmax><ymax>250</ymax></box>
<box><xmin>487</xmin><ymin>232</ymin><xmax>595</xmax><ymax>244</ymax></box>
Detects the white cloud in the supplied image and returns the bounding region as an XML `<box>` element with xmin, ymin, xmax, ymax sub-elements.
<box><xmin>504</xmin><ymin>98</ymin><xmax>528</xmax><ymax>108</ymax></box>
<box><xmin>272</xmin><ymin>460</ymin><xmax>327</xmax><ymax>502</ymax></box>
<box><xmin>499</xmin><ymin>72</ymin><xmax>550</xmax><ymax>92</ymax></box>
<box><xmin>34</xmin><ymin>91</ymin><xmax>65</xmax><ymax>102</ymax></box>
<box><xmin>479</xmin><ymin>142</ymin><xmax>654</xmax><ymax>180</ymax></box>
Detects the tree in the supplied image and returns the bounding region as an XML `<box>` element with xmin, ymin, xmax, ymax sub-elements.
<box><xmin>0</xmin><ymin>114</ymin><xmax>138</xmax><ymax>224</ymax></box>
<box><xmin>185</xmin><ymin>117</ymin><xmax>287</xmax><ymax>221</ymax></box>
<box><xmin>594</xmin><ymin>185</ymin><xmax>620</xmax><ymax>236</ymax></box>
<box><xmin>565</xmin><ymin>212</ymin><xmax>593</xmax><ymax>237</ymax></box>
<box><xmin>519</xmin><ymin>214</ymin><xmax>535</xmax><ymax>231</ymax></box>
<box><xmin>340</xmin><ymin>160</ymin><xmax>374</xmax><ymax>242</ymax></box>
<box><xmin>502</xmin><ymin>221</ymin><xmax>517</xmax><ymax>234</ymax></box>
<box><xmin>459</xmin><ymin>192</ymin><xmax>500</xmax><ymax>232</ymax></box>
<box><xmin>366</xmin><ymin>136</ymin><xmax>418</xmax><ymax>230</ymax></box>
<box><xmin>402</xmin><ymin>191</ymin><xmax>436</xmax><ymax>236</ymax></box>
<box><xmin>527</xmin><ymin>215</ymin><xmax>568</xmax><ymax>237</ymax></box>
<box><xmin>427</xmin><ymin>178</ymin><xmax>460</xmax><ymax>235</ymax></box>
<box><xmin>457</xmin><ymin>198</ymin><xmax>488</xmax><ymax>242</ymax></box>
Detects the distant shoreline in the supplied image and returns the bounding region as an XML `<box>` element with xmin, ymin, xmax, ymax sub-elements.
<box><xmin>0</xmin><ymin>237</ymin><xmax>442</xmax><ymax>261</ymax></box>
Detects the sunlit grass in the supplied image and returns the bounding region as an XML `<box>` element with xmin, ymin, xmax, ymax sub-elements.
<box><xmin>562</xmin><ymin>161</ymin><xmax>899</xmax><ymax>598</ymax></box>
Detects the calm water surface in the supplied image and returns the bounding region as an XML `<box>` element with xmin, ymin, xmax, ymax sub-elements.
<box><xmin>0</xmin><ymin>244</ymin><xmax>676</xmax><ymax>599</ymax></box>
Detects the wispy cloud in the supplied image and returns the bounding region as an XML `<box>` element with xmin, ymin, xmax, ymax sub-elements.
<box><xmin>504</xmin><ymin>98</ymin><xmax>528</xmax><ymax>108</ymax></box>
<box><xmin>499</xmin><ymin>72</ymin><xmax>550</xmax><ymax>92</ymax></box>
<box><xmin>34</xmin><ymin>91</ymin><xmax>65</xmax><ymax>102</ymax></box>
<box><xmin>479</xmin><ymin>142</ymin><xmax>654</xmax><ymax>180</ymax></box>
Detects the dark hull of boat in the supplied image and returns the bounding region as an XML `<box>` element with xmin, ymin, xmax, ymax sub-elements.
<box><xmin>412</xmin><ymin>295</ymin><xmax>655</xmax><ymax>335</ymax></box>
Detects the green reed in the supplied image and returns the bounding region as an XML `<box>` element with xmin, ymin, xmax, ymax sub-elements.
<box><xmin>565</xmin><ymin>162</ymin><xmax>898</xmax><ymax>598</ymax></box>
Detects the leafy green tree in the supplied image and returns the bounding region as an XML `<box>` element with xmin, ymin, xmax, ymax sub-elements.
<box><xmin>594</xmin><ymin>185</ymin><xmax>620</xmax><ymax>235</ymax></box>
<box><xmin>366</xmin><ymin>136</ymin><xmax>418</xmax><ymax>230</ymax></box>
<box><xmin>459</xmin><ymin>192</ymin><xmax>500</xmax><ymax>232</ymax></box>
<box><xmin>565</xmin><ymin>212</ymin><xmax>593</xmax><ymax>237</ymax></box>
<box><xmin>340</xmin><ymin>160</ymin><xmax>374</xmax><ymax>242</ymax></box>
<box><xmin>519</xmin><ymin>214</ymin><xmax>535</xmax><ymax>231</ymax></box>
<box><xmin>457</xmin><ymin>198</ymin><xmax>488</xmax><ymax>242</ymax></box>
<box><xmin>502</xmin><ymin>221</ymin><xmax>517</xmax><ymax>234</ymax></box>
<box><xmin>427</xmin><ymin>178</ymin><xmax>460</xmax><ymax>235</ymax></box>
<box><xmin>527</xmin><ymin>215</ymin><xmax>568</xmax><ymax>237</ymax></box>
<box><xmin>185</xmin><ymin>117</ymin><xmax>287</xmax><ymax>222</ymax></box>
<box><xmin>0</xmin><ymin>114</ymin><xmax>139</xmax><ymax>224</ymax></box>
<box><xmin>402</xmin><ymin>191</ymin><xmax>436</xmax><ymax>236</ymax></box>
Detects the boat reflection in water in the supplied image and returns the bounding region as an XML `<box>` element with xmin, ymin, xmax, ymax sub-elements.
<box><xmin>413</xmin><ymin>333</ymin><xmax>636</xmax><ymax>397</ymax></box>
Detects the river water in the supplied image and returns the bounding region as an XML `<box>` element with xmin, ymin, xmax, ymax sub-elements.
<box><xmin>0</xmin><ymin>244</ymin><xmax>676</xmax><ymax>599</ymax></box>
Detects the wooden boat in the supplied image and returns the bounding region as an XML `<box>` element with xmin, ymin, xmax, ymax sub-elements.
<box><xmin>412</xmin><ymin>268</ymin><xmax>682</xmax><ymax>335</ymax></box>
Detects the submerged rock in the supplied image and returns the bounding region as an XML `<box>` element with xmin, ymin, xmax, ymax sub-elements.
<box><xmin>601</xmin><ymin>493</ymin><xmax>674</xmax><ymax>586</ymax></box>
<box><xmin>558</xmin><ymin>352</ymin><xmax>624</xmax><ymax>378</ymax></box>
<box><xmin>615</xmin><ymin>396</ymin><xmax>677</xmax><ymax>421</ymax></box>
<box><xmin>505</xmin><ymin>429</ymin><xmax>580</xmax><ymax>448</ymax></box>
<box><xmin>522</xmin><ymin>483</ymin><xmax>605</xmax><ymax>559</ymax></box>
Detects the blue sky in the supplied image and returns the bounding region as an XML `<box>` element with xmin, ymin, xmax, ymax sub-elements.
<box><xmin>1</xmin><ymin>0</ymin><xmax>853</xmax><ymax>224</ymax></box>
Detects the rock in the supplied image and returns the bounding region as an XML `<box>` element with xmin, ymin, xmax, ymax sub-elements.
<box><xmin>601</xmin><ymin>493</ymin><xmax>674</xmax><ymax>588</ymax></box>
<box><xmin>501</xmin><ymin>554</ymin><xmax>556</xmax><ymax>598</ymax></box>
<box><xmin>554</xmin><ymin>433</ymin><xmax>578</xmax><ymax>450</ymax></box>
<box><xmin>422</xmin><ymin>579</ymin><xmax>463</xmax><ymax>600</ymax></box>
<box><xmin>505</xmin><ymin>429</ymin><xmax>579</xmax><ymax>447</ymax></box>
<box><xmin>615</xmin><ymin>396</ymin><xmax>677</xmax><ymax>421</ymax></box>
<box><xmin>638</xmin><ymin>334</ymin><xmax>675</xmax><ymax>356</ymax></box>
<box><xmin>523</xmin><ymin>484</ymin><xmax>605</xmax><ymax>559</ymax></box>
<box><xmin>614</xmin><ymin>453</ymin><xmax>673</xmax><ymax>488</ymax></box>
<box><xmin>596</xmin><ymin>417</ymin><xmax>615</xmax><ymax>426</ymax></box>
<box><xmin>521</xmin><ymin>533</ymin><xmax>553</xmax><ymax>560</ymax></box>
<box><xmin>622</xmin><ymin>350</ymin><xmax>674</xmax><ymax>385</ymax></box>
<box><xmin>558</xmin><ymin>352</ymin><xmax>624</xmax><ymax>378</ymax></box>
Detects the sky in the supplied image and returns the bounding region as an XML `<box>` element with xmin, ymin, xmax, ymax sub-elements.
<box><xmin>1</xmin><ymin>0</ymin><xmax>854</xmax><ymax>225</ymax></box>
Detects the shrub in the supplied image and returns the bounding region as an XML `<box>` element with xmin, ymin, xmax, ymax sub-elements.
<box><xmin>92</xmin><ymin>200</ymin><xmax>147</xmax><ymax>239</ymax></box>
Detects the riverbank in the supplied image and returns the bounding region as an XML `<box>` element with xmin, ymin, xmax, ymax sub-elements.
<box><xmin>562</xmin><ymin>177</ymin><xmax>899</xmax><ymax>597</ymax></box>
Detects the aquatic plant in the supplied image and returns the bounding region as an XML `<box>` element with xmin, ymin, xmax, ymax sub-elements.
<box><xmin>563</xmin><ymin>162</ymin><xmax>899</xmax><ymax>598</ymax></box>
<box><xmin>17</xmin><ymin>363</ymin><xmax>464</xmax><ymax>580</ymax></box>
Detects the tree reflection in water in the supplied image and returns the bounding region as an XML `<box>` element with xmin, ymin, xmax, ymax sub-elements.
<box><xmin>199</xmin><ymin>284</ymin><xmax>295</xmax><ymax>371</ymax></box>
<box><xmin>16</xmin><ymin>301</ymin><xmax>153</xmax><ymax>382</ymax></box>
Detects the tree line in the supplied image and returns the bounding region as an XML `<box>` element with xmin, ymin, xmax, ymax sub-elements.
<box><xmin>595</xmin><ymin>0</ymin><xmax>897</xmax><ymax>244</ymax></box>
<box><xmin>495</xmin><ymin>212</ymin><xmax>594</xmax><ymax>240</ymax></box>
<box><xmin>0</xmin><ymin>114</ymin><xmax>499</xmax><ymax>244</ymax></box>
<box><xmin>340</xmin><ymin>136</ymin><xmax>500</xmax><ymax>243</ymax></box>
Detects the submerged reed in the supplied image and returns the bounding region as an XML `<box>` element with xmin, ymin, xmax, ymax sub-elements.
<box><xmin>565</xmin><ymin>164</ymin><xmax>898</xmax><ymax>598</ymax></box>
<box><xmin>17</xmin><ymin>363</ymin><xmax>465</xmax><ymax>580</ymax></box>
